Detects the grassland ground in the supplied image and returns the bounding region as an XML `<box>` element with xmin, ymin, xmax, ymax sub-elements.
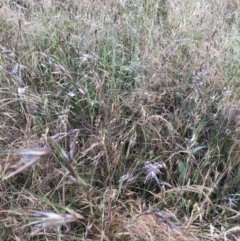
<box><xmin>0</xmin><ymin>0</ymin><xmax>240</xmax><ymax>240</ymax></box>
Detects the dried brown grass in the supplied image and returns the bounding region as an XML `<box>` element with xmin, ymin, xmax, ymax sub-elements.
<box><xmin>0</xmin><ymin>0</ymin><xmax>240</xmax><ymax>240</ymax></box>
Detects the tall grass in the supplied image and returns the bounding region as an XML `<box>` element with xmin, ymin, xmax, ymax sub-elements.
<box><xmin>0</xmin><ymin>0</ymin><xmax>240</xmax><ymax>240</ymax></box>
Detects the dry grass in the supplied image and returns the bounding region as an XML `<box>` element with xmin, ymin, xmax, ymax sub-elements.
<box><xmin>0</xmin><ymin>0</ymin><xmax>240</xmax><ymax>240</ymax></box>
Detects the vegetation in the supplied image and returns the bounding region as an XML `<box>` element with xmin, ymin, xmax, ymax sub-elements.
<box><xmin>0</xmin><ymin>0</ymin><xmax>239</xmax><ymax>240</ymax></box>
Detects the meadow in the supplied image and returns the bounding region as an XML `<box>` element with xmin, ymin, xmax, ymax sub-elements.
<box><xmin>0</xmin><ymin>0</ymin><xmax>239</xmax><ymax>240</ymax></box>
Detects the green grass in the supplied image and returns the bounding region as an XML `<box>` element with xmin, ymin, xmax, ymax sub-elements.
<box><xmin>0</xmin><ymin>0</ymin><xmax>240</xmax><ymax>240</ymax></box>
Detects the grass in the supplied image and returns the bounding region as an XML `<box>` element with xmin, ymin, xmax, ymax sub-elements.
<box><xmin>0</xmin><ymin>0</ymin><xmax>240</xmax><ymax>240</ymax></box>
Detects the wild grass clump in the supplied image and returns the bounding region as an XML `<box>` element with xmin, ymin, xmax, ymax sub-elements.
<box><xmin>0</xmin><ymin>0</ymin><xmax>240</xmax><ymax>240</ymax></box>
